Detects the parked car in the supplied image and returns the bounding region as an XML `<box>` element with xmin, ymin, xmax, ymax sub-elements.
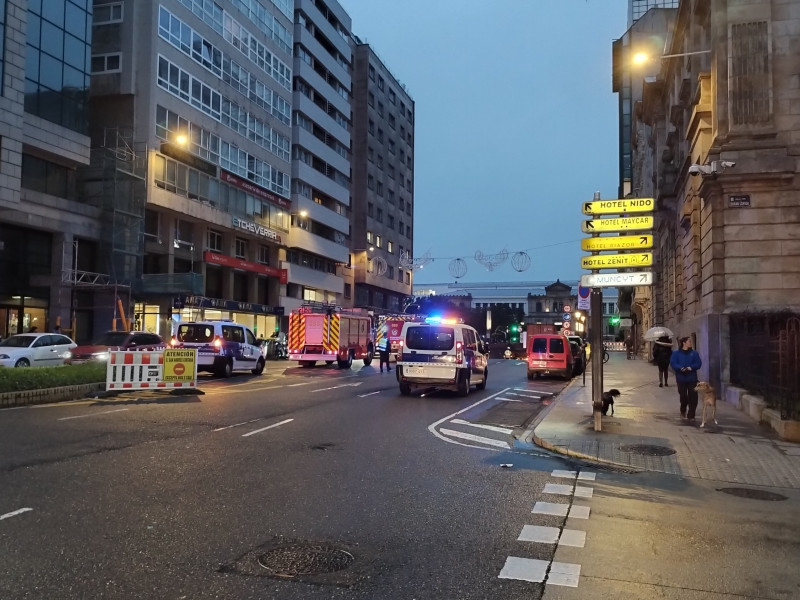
<box><xmin>0</xmin><ymin>333</ymin><xmax>77</xmax><ymax>368</ymax></box>
<box><xmin>65</xmin><ymin>331</ymin><xmax>166</xmax><ymax>364</ymax></box>
<box><xmin>171</xmin><ymin>320</ymin><xmax>265</xmax><ymax>377</ymax></box>
<box><xmin>527</xmin><ymin>333</ymin><xmax>574</xmax><ymax>380</ymax></box>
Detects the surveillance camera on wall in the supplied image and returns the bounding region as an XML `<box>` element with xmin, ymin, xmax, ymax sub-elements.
<box><xmin>688</xmin><ymin>160</ymin><xmax>736</xmax><ymax>176</ymax></box>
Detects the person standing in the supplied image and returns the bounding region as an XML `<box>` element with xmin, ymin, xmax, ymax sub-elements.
<box><xmin>652</xmin><ymin>336</ymin><xmax>673</xmax><ymax>387</ymax></box>
<box><xmin>625</xmin><ymin>334</ymin><xmax>635</xmax><ymax>359</ymax></box>
<box><xmin>670</xmin><ymin>336</ymin><xmax>702</xmax><ymax>420</ymax></box>
<box><xmin>377</xmin><ymin>328</ymin><xmax>391</xmax><ymax>372</ymax></box>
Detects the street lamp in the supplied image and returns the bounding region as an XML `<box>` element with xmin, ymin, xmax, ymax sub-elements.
<box><xmin>632</xmin><ymin>49</ymin><xmax>711</xmax><ymax>65</ymax></box>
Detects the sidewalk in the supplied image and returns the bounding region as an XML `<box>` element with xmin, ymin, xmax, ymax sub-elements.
<box><xmin>528</xmin><ymin>351</ymin><xmax>800</xmax><ymax>489</ymax></box>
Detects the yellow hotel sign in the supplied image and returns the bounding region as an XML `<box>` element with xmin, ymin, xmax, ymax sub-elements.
<box><xmin>581</xmin><ymin>253</ymin><xmax>653</xmax><ymax>269</ymax></box>
<box><xmin>581</xmin><ymin>234</ymin><xmax>653</xmax><ymax>251</ymax></box>
<box><xmin>582</xmin><ymin>198</ymin><xmax>655</xmax><ymax>215</ymax></box>
<box><xmin>581</xmin><ymin>215</ymin><xmax>654</xmax><ymax>233</ymax></box>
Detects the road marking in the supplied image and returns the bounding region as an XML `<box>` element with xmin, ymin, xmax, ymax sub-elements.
<box><xmin>450</xmin><ymin>419</ymin><xmax>513</xmax><ymax>434</ymax></box>
<box><xmin>558</xmin><ymin>529</ymin><xmax>587</xmax><ymax>548</ymax></box>
<box><xmin>57</xmin><ymin>408</ymin><xmax>129</xmax><ymax>421</ymax></box>
<box><xmin>575</xmin><ymin>486</ymin><xmax>594</xmax><ymax>498</ymax></box>
<box><xmin>532</xmin><ymin>501</ymin><xmax>569</xmax><ymax>516</ymax></box>
<box><xmin>439</xmin><ymin>428</ymin><xmax>510</xmax><ymax>448</ymax></box>
<box><xmin>577</xmin><ymin>471</ymin><xmax>596</xmax><ymax>481</ymax></box>
<box><xmin>513</xmin><ymin>388</ymin><xmax>552</xmax><ymax>395</ymax></box>
<box><xmin>552</xmin><ymin>469</ymin><xmax>577</xmax><ymax>479</ymax></box>
<box><xmin>311</xmin><ymin>383</ymin><xmax>363</xmax><ymax>392</ymax></box>
<box><xmin>358</xmin><ymin>391</ymin><xmax>380</xmax><ymax>397</ymax></box>
<box><xmin>569</xmin><ymin>505</ymin><xmax>591</xmax><ymax>519</ymax></box>
<box><xmin>242</xmin><ymin>418</ymin><xmax>293</xmax><ymax>437</ymax></box>
<box><xmin>427</xmin><ymin>388</ymin><xmax>510</xmax><ymax>451</ymax></box>
<box><xmin>493</xmin><ymin>396</ymin><xmax>524</xmax><ymax>403</ymax></box>
<box><xmin>0</xmin><ymin>507</ymin><xmax>33</xmax><ymax>521</ymax></box>
<box><xmin>499</xmin><ymin>556</ymin><xmax>548</xmax><ymax>583</ymax></box>
<box><xmin>213</xmin><ymin>418</ymin><xmax>262</xmax><ymax>432</ymax></box>
<box><xmin>547</xmin><ymin>561</ymin><xmax>581</xmax><ymax>587</ymax></box>
<box><xmin>518</xmin><ymin>525</ymin><xmax>559</xmax><ymax>544</ymax></box>
<box><xmin>543</xmin><ymin>483</ymin><xmax>574</xmax><ymax>496</ymax></box>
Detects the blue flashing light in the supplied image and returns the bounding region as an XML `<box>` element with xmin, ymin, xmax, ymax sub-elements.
<box><xmin>425</xmin><ymin>316</ymin><xmax>442</xmax><ymax>324</ymax></box>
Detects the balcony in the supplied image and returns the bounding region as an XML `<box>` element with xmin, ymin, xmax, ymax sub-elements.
<box><xmin>135</xmin><ymin>273</ymin><xmax>204</xmax><ymax>295</ymax></box>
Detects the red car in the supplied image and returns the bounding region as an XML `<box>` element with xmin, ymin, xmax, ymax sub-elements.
<box><xmin>65</xmin><ymin>331</ymin><xmax>166</xmax><ymax>364</ymax></box>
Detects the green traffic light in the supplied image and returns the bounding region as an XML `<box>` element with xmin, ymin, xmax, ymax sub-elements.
<box><xmin>609</xmin><ymin>315</ymin><xmax>620</xmax><ymax>325</ymax></box>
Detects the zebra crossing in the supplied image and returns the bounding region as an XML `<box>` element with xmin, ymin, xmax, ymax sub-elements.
<box><xmin>498</xmin><ymin>469</ymin><xmax>597</xmax><ymax>588</ymax></box>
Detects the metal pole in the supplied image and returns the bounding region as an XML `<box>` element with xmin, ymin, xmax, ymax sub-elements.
<box><xmin>591</xmin><ymin>287</ymin><xmax>604</xmax><ymax>431</ymax></box>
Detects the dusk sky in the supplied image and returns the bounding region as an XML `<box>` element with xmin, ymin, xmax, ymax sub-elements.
<box><xmin>340</xmin><ymin>0</ymin><xmax>628</xmax><ymax>286</ymax></box>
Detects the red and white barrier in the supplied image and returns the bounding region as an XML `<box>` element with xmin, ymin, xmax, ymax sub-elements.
<box><xmin>605</xmin><ymin>341</ymin><xmax>626</xmax><ymax>352</ymax></box>
<box><xmin>106</xmin><ymin>351</ymin><xmax>196</xmax><ymax>391</ymax></box>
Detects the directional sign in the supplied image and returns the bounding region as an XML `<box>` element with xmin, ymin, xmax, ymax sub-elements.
<box><xmin>582</xmin><ymin>198</ymin><xmax>655</xmax><ymax>215</ymax></box>
<box><xmin>581</xmin><ymin>215</ymin><xmax>654</xmax><ymax>233</ymax></box>
<box><xmin>581</xmin><ymin>234</ymin><xmax>653</xmax><ymax>252</ymax></box>
<box><xmin>580</xmin><ymin>271</ymin><xmax>653</xmax><ymax>287</ymax></box>
<box><xmin>562</xmin><ymin>313</ymin><xmax>571</xmax><ymax>321</ymax></box>
<box><xmin>581</xmin><ymin>253</ymin><xmax>652</xmax><ymax>269</ymax></box>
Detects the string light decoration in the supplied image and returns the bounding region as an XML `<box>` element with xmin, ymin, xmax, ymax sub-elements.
<box><xmin>399</xmin><ymin>249</ymin><xmax>433</xmax><ymax>271</ymax></box>
<box><xmin>511</xmin><ymin>251</ymin><xmax>531</xmax><ymax>272</ymax></box>
<box><xmin>474</xmin><ymin>248</ymin><xmax>509</xmax><ymax>271</ymax></box>
<box><xmin>369</xmin><ymin>256</ymin><xmax>387</xmax><ymax>276</ymax></box>
<box><xmin>448</xmin><ymin>257</ymin><xmax>467</xmax><ymax>279</ymax></box>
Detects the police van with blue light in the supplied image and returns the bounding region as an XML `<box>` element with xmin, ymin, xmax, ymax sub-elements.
<box><xmin>171</xmin><ymin>320</ymin><xmax>265</xmax><ymax>377</ymax></box>
<box><xmin>396</xmin><ymin>316</ymin><xmax>488</xmax><ymax>396</ymax></box>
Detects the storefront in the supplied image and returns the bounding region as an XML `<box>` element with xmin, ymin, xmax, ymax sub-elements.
<box><xmin>171</xmin><ymin>296</ymin><xmax>285</xmax><ymax>340</ymax></box>
<box><xmin>0</xmin><ymin>296</ymin><xmax>48</xmax><ymax>338</ymax></box>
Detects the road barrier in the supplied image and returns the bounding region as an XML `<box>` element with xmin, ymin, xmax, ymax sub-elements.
<box><xmin>106</xmin><ymin>349</ymin><xmax>197</xmax><ymax>391</ymax></box>
<box><xmin>605</xmin><ymin>341</ymin><xmax>626</xmax><ymax>352</ymax></box>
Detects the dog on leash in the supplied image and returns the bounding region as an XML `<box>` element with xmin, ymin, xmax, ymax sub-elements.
<box><xmin>601</xmin><ymin>389</ymin><xmax>621</xmax><ymax>416</ymax></box>
<box><xmin>695</xmin><ymin>381</ymin><xmax>717</xmax><ymax>427</ymax></box>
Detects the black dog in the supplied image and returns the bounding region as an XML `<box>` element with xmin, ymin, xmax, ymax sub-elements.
<box><xmin>601</xmin><ymin>389</ymin><xmax>621</xmax><ymax>416</ymax></box>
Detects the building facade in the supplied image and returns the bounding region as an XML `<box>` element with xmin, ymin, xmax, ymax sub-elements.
<box><xmin>0</xmin><ymin>0</ymin><xmax>94</xmax><ymax>338</ymax></box>
<box><xmin>350</xmin><ymin>41</ymin><xmax>415</xmax><ymax>313</ymax></box>
<box><xmin>623</xmin><ymin>0</ymin><xmax>800</xmax><ymax>407</ymax></box>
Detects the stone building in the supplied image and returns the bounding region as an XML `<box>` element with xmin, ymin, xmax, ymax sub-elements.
<box><xmin>622</xmin><ymin>0</ymin><xmax>800</xmax><ymax>419</ymax></box>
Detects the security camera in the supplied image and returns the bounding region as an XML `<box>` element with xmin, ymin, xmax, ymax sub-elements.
<box><xmin>716</xmin><ymin>160</ymin><xmax>736</xmax><ymax>169</ymax></box>
<box><xmin>688</xmin><ymin>164</ymin><xmax>712</xmax><ymax>177</ymax></box>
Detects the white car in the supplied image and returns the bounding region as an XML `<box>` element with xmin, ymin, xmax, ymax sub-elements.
<box><xmin>0</xmin><ymin>333</ymin><xmax>77</xmax><ymax>368</ymax></box>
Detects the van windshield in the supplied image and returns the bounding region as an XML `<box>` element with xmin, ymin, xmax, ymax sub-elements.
<box><xmin>405</xmin><ymin>326</ymin><xmax>454</xmax><ymax>351</ymax></box>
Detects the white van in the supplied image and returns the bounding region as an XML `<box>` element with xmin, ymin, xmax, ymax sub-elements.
<box><xmin>172</xmin><ymin>320</ymin><xmax>265</xmax><ymax>377</ymax></box>
<box><xmin>396</xmin><ymin>319</ymin><xmax>488</xmax><ymax>396</ymax></box>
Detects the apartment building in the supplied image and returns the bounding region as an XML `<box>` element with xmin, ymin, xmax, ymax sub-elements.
<box><xmin>350</xmin><ymin>41</ymin><xmax>415</xmax><ymax>312</ymax></box>
<box><xmin>0</xmin><ymin>0</ymin><xmax>94</xmax><ymax>338</ymax></box>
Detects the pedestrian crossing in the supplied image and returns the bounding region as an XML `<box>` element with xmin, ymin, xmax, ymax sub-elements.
<box><xmin>498</xmin><ymin>468</ymin><xmax>596</xmax><ymax>588</ymax></box>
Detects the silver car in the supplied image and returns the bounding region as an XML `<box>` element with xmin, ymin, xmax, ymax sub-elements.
<box><xmin>0</xmin><ymin>333</ymin><xmax>77</xmax><ymax>368</ymax></box>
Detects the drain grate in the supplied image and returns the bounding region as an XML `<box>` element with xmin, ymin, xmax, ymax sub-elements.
<box><xmin>258</xmin><ymin>544</ymin><xmax>354</xmax><ymax>578</ymax></box>
<box><xmin>717</xmin><ymin>487</ymin><xmax>788</xmax><ymax>501</ymax></box>
<box><xmin>619</xmin><ymin>444</ymin><xmax>676</xmax><ymax>456</ymax></box>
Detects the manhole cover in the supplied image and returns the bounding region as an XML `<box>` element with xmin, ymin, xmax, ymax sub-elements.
<box><xmin>258</xmin><ymin>544</ymin><xmax>354</xmax><ymax>578</ymax></box>
<box><xmin>718</xmin><ymin>487</ymin><xmax>788</xmax><ymax>501</ymax></box>
<box><xmin>619</xmin><ymin>444</ymin><xmax>676</xmax><ymax>456</ymax></box>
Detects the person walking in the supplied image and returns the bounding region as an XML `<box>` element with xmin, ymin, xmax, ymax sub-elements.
<box><xmin>652</xmin><ymin>336</ymin><xmax>673</xmax><ymax>387</ymax></box>
<box><xmin>377</xmin><ymin>328</ymin><xmax>391</xmax><ymax>372</ymax></box>
<box><xmin>625</xmin><ymin>334</ymin><xmax>635</xmax><ymax>359</ymax></box>
<box><xmin>670</xmin><ymin>336</ymin><xmax>702</xmax><ymax>420</ymax></box>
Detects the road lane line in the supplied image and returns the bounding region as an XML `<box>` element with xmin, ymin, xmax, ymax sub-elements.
<box><xmin>57</xmin><ymin>408</ymin><xmax>129</xmax><ymax>421</ymax></box>
<box><xmin>311</xmin><ymin>383</ymin><xmax>363</xmax><ymax>392</ymax></box>
<box><xmin>426</xmin><ymin>388</ymin><xmax>510</xmax><ymax>451</ymax></box>
<box><xmin>358</xmin><ymin>391</ymin><xmax>380</xmax><ymax>397</ymax></box>
<box><xmin>213</xmin><ymin>418</ymin><xmax>262</xmax><ymax>432</ymax></box>
<box><xmin>439</xmin><ymin>428</ymin><xmax>510</xmax><ymax>448</ymax></box>
<box><xmin>242</xmin><ymin>418</ymin><xmax>293</xmax><ymax>437</ymax></box>
<box><xmin>450</xmin><ymin>419</ymin><xmax>513</xmax><ymax>434</ymax></box>
<box><xmin>0</xmin><ymin>508</ymin><xmax>33</xmax><ymax>521</ymax></box>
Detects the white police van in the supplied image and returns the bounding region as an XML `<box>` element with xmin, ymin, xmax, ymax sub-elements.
<box><xmin>396</xmin><ymin>317</ymin><xmax>488</xmax><ymax>396</ymax></box>
<box><xmin>172</xmin><ymin>320</ymin><xmax>265</xmax><ymax>377</ymax></box>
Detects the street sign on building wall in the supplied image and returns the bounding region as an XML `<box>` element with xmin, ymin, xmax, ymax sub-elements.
<box><xmin>581</xmin><ymin>215</ymin><xmax>654</xmax><ymax>233</ymax></box>
<box><xmin>581</xmin><ymin>234</ymin><xmax>653</xmax><ymax>251</ymax></box>
<box><xmin>582</xmin><ymin>198</ymin><xmax>654</xmax><ymax>215</ymax></box>
<box><xmin>581</xmin><ymin>253</ymin><xmax>653</xmax><ymax>270</ymax></box>
<box><xmin>580</xmin><ymin>272</ymin><xmax>653</xmax><ymax>287</ymax></box>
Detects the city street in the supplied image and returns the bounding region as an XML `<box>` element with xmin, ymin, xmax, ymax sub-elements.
<box><xmin>1</xmin><ymin>359</ymin><xmax>798</xmax><ymax>599</ymax></box>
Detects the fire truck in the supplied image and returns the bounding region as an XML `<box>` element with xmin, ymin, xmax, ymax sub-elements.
<box><xmin>288</xmin><ymin>304</ymin><xmax>375</xmax><ymax>368</ymax></box>
<box><xmin>375</xmin><ymin>313</ymin><xmax>427</xmax><ymax>354</ymax></box>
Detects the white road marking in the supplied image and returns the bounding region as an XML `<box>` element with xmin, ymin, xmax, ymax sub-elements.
<box><xmin>558</xmin><ymin>529</ymin><xmax>587</xmax><ymax>548</ymax></box>
<box><xmin>575</xmin><ymin>486</ymin><xmax>594</xmax><ymax>498</ymax></box>
<box><xmin>310</xmin><ymin>383</ymin><xmax>363</xmax><ymax>393</ymax></box>
<box><xmin>213</xmin><ymin>418</ymin><xmax>262</xmax><ymax>432</ymax></box>
<box><xmin>518</xmin><ymin>525</ymin><xmax>559</xmax><ymax>544</ymax></box>
<box><xmin>286</xmin><ymin>382</ymin><xmax>313</xmax><ymax>387</ymax></box>
<box><xmin>438</xmin><ymin>428</ymin><xmax>510</xmax><ymax>448</ymax></box>
<box><xmin>548</xmin><ymin>561</ymin><xmax>581</xmax><ymax>587</ymax></box>
<box><xmin>552</xmin><ymin>469</ymin><xmax>577</xmax><ymax>479</ymax></box>
<box><xmin>569</xmin><ymin>505</ymin><xmax>591</xmax><ymax>519</ymax></box>
<box><xmin>532</xmin><ymin>501</ymin><xmax>569</xmax><ymax>517</ymax></box>
<box><xmin>514</xmin><ymin>388</ymin><xmax>552</xmax><ymax>395</ymax></box>
<box><xmin>427</xmin><ymin>388</ymin><xmax>511</xmax><ymax>451</ymax></box>
<box><xmin>0</xmin><ymin>507</ymin><xmax>33</xmax><ymax>521</ymax></box>
<box><xmin>577</xmin><ymin>471</ymin><xmax>596</xmax><ymax>481</ymax></box>
<box><xmin>450</xmin><ymin>419</ymin><xmax>513</xmax><ymax>434</ymax></box>
<box><xmin>543</xmin><ymin>483</ymin><xmax>574</xmax><ymax>496</ymax></box>
<box><xmin>498</xmin><ymin>556</ymin><xmax>548</xmax><ymax>583</ymax></box>
<box><xmin>57</xmin><ymin>408</ymin><xmax>129</xmax><ymax>421</ymax></box>
<box><xmin>358</xmin><ymin>391</ymin><xmax>380</xmax><ymax>397</ymax></box>
<box><xmin>242</xmin><ymin>418</ymin><xmax>293</xmax><ymax>437</ymax></box>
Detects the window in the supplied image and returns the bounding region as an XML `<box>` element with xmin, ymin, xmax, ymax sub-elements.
<box><xmin>388</xmin><ymin>89</ymin><xmax>396</xmax><ymax>104</ymax></box>
<box><xmin>398</xmin><ymin>268</ymin><xmax>403</xmax><ymax>282</ymax></box>
<box><xmin>377</xmin><ymin>128</ymin><xmax>384</xmax><ymax>143</ymax></box>
<box><xmin>345</xmin><ymin>283</ymin><xmax>352</xmax><ymax>298</ymax></box>
<box><xmin>368</xmin><ymin>119</ymin><xmax>374</xmax><ymax>134</ymax></box>
<box><xmin>376</xmin><ymin>208</ymin><xmax>383</xmax><ymax>223</ymax></box>
<box><xmin>367</xmin><ymin>202</ymin><xmax>374</xmax><ymax>217</ymax></box>
<box><xmin>405</xmin><ymin>272</ymin><xmax>410</xmax><ymax>284</ymax></box>
<box><xmin>207</xmin><ymin>229</ymin><xmax>223</xmax><ymax>252</ymax></box>
<box><xmin>387</xmin><ymin>240</ymin><xmax>393</xmax><ymax>253</ymax></box>
<box><xmin>368</xmin><ymin>65</ymin><xmax>374</xmax><ymax>80</ymax></box>
<box><xmin>376</xmin><ymin>182</ymin><xmax>383</xmax><ymax>196</ymax></box>
<box><xmin>94</xmin><ymin>2</ymin><xmax>123</xmax><ymax>24</ymax></box>
<box><xmin>399</xmin><ymin>221</ymin><xmax>404</xmax><ymax>235</ymax></box>
<box><xmin>375</xmin><ymin>235</ymin><xmax>382</xmax><ymax>248</ymax></box>
<box><xmin>406</xmin><ymin>226</ymin><xmax>411</xmax><ymax>239</ymax></box>
<box><xmin>366</xmin><ymin>231</ymin><xmax>373</xmax><ymax>244</ymax></box>
<box><xmin>259</xmin><ymin>245</ymin><xmax>270</xmax><ymax>265</ymax></box>
<box><xmin>387</xmin><ymin>266</ymin><xmax>394</xmax><ymax>279</ymax></box>
<box><xmin>377</xmin><ymin>76</ymin><xmax>384</xmax><ymax>91</ymax></box>
<box><xmin>91</xmin><ymin>53</ymin><xmax>121</xmax><ymax>73</ymax></box>
<box><xmin>388</xmin><ymin>114</ymin><xmax>395</xmax><ymax>129</ymax></box>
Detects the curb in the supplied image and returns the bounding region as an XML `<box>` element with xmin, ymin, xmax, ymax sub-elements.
<box><xmin>0</xmin><ymin>382</ymin><xmax>106</xmax><ymax>408</ymax></box>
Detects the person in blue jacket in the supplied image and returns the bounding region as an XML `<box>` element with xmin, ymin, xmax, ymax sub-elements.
<box><xmin>670</xmin><ymin>336</ymin><xmax>702</xmax><ymax>420</ymax></box>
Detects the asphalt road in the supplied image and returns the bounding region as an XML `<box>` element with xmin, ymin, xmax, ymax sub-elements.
<box><xmin>2</xmin><ymin>359</ymin><xmax>799</xmax><ymax>600</ymax></box>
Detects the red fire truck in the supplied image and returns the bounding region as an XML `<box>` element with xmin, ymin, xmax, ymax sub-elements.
<box><xmin>288</xmin><ymin>304</ymin><xmax>374</xmax><ymax>368</ymax></box>
<box><xmin>375</xmin><ymin>314</ymin><xmax>427</xmax><ymax>354</ymax></box>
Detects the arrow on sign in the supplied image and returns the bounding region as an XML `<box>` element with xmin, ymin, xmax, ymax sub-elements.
<box><xmin>584</xmin><ymin>220</ymin><xmax>595</xmax><ymax>230</ymax></box>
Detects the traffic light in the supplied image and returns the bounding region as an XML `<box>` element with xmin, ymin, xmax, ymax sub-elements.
<box><xmin>609</xmin><ymin>315</ymin><xmax>620</xmax><ymax>326</ymax></box>
<box><xmin>509</xmin><ymin>324</ymin><xmax>519</xmax><ymax>343</ymax></box>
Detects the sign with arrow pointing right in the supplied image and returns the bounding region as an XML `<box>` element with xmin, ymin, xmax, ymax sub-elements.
<box><xmin>581</xmin><ymin>234</ymin><xmax>653</xmax><ymax>251</ymax></box>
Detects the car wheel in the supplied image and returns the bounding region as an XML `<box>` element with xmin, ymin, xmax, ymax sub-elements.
<box><xmin>476</xmin><ymin>367</ymin><xmax>488</xmax><ymax>390</ymax></box>
<box><xmin>457</xmin><ymin>370</ymin><xmax>470</xmax><ymax>397</ymax></box>
<box><xmin>399</xmin><ymin>382</ymin><xmax>411</xmax><ymax>396</ymax></box>
<box><xmin>527</xmin><ymin>370</ymin><xmax>535</xmax><ymax>380</ymax></box>
<box><xmin>363</xmin><ymin>345</ymin><xmax>373</xmax><ymax>366</ymax></box>
<box><xmin>14</xmin><ymin>358</ymin><xmax>30</xmax><ymax>368</ymax></box>
<box><xmin>251</xmin><ymin>358</ymin><xmax>265</xmax><ymax>375</ymax></box>
<box><xmin>218</xmin><ymin>359</ymin><xmax>233</xmax><ymax>378</ymax></box>
<box><xmin>337</xmin><ymin>352</ymin><xmax>353</xmax><ymax>369</ymax></box>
